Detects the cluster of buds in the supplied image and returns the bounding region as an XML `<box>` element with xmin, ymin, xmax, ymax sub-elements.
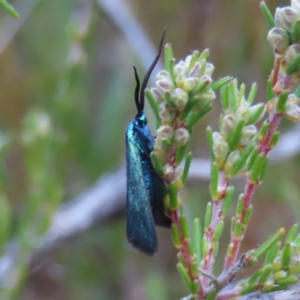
<box><xmin>265</xmin><ymin>0</ymin><xmax>300</xmax><ymax>92</ymax></box>
<box><xmin>211</xmin><ymin>80</ymin><xmax>266</xmax><ymax>176</ymax></box>
<box><xmin>147</xmin><ymin>46</ymin><xmax>220</xmax><ymax>185</ymax></box>
<box><xmin>238</xmin><ymin>225</ymin><xmax>300</xmax><ymax>294</ymax></box>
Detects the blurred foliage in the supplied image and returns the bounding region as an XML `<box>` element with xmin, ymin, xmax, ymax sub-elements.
<box><xmin>0</xmin><ymin>0</ymin><xmax>298</xmax><ymax>299</ymax></box>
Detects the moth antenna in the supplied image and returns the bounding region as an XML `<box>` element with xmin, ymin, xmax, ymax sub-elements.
<box><xmin>133</xmin><ymin>66</ymin><xmax>141</xmax><ymax>113</ymax></box>
<box><xmin>139</xmin><ymin>30</ymin><xmax>166</xmax><ymax>111</ymax></box>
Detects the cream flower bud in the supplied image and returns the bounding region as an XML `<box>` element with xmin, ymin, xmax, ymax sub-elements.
<box><xmin>174</xmin><ymin>127</ymin><xmax>190</xmax><ymax>146</ymax></box>
<box><xmin>220</xmin><ymin>115</ymin><xmax>235</xmax><ymax>137</ymax></box>
<box><xmin>163</xmin><ymin>163</ymin><xmax>174</xmax><ymax>179</ymax></box>
<box><xmin>151</xmin><ymin>88</ymin><xmax>164</xmax><ymax>103</ymax></box>
<box><xmin>275</xmin><ymin>7</ymin><xmax>298</xmax><ymax>31</ymax></box>
<box><xmin>204</xmin><ymin>63</ymin><xmax>215</xmax><ymax>76</ymax></box>
<box><xmin>283</xmin><ymin>44</ymin><xmax>300</xmax><ymax>64</ymax></box>
<box><xmin>156</xmin><ymin>70</ymin><xmax>171</xmax><ymax>80</ymax></box>
<box><xmin>212</xmin><ymin>132</ymin><xmax>229</xmax><ymax>161</ymax></box>
<box><xmin>184</xmin><ymin>55</ymin><xmax>192</xmax><ymax>70</ymax></box>
<box><xmin>182</xmin><ymin>77</ymin><xmax>200</xmax><ymax>92</ymax></box>
<box><xmin>287</xmin><ymin>93</ymin><xmax>300</xmax><ymax>105</ymax></box>
<box><xmin>171</xmin><ymin>88</ymin><xmax>188</xmax><ymax>109</ymax></box>
<box><xmin>158</xmin><ymin>102</ymin><xmax>176</xmax><ymax>122</ymax></box>
<box><xmin>236</xmin><ymin>106</ymin><xmax>251</xmax><ymax>123</ymax></box>
<box><xmin>267</xmin><ymin>27</ymin><xmax>289</xmax><ymax>53</ymax></box>
<box><xmin>156</xmin><ymin>78</ymin><xmax>175</xmax><ymax>94</ymax></box>
<box><xmin>284</xmin><ymin>103</ymin><xmax>300</xmax><ymax>122</ymax></box>
<box><xmin>199</xmin><ymin>89</ymin><xmax>216</xmax><ymax>105</ymax></box>
<box><xmin>291</xmin><ymin>0</ymin><xmax>300</xmax><ymax>12</ymax></box>
<box><xmin>248</xmin><ymin>103</ymin><xmax>266</xmax><ymax>124</ymax></box>
<box><xmin>189</xmin><ymin>62</ymin><xmax>201</xmax><ymax>77</ymax></box>
<box><xmin>174</xmin><ymin>61</ymin><xmax>185</xmax><ymax>77</ymax></box>
<box><xmin>224</xmin><ymin>150</ymin><xmax>240</xmax><ymax>174</ymax></box>
<box><xmin>239</xmin><ymin>125</ymin><xmax>257</xmax><ymax>146</ymax></box>
<box><xmin>175</xmin><ymin>73</ymin><xmax>187</xmax><ymax>88</ymax></box>
<box><xmin>157</xmin><ymin>125</ymin><xmax>174</xmax><ymax>145</ymax></box>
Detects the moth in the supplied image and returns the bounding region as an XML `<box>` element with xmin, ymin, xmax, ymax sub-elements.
<box><xmin>126</xmin><ymin>31</ymin><xmax>171</xmax><ymax>256</ymax></box>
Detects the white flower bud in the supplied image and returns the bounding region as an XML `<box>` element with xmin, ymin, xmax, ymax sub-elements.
<box><xmin>267</xmin><ymin>27</ymin><xmax>289</xmax><ymax>53</ymax></box>
<box><xmin>151</xmin><ymin>88</ymin><xmax>164</xmax><ymax>103</ymax></box>
<box><xmin>171</xmin><ymin>88</ymin><xmax>188</xmax><ymax>109</ymax></box>
<box><xmin>291</xmin><ymin>0</ymin><xmax>300</xmax><ymax>12</ymax></box>
<box><xmin>287</xmin><ymin>93</ymin><xmax>300</xmax><ymax>105</ymax></box>
<box><xmin>220</xmin><ymin>115</ymin><xmax>235</xmax><ymax>137</ymax></box>
<box><xmin>212</xmin><ymin>132</ymin><xmax>229</xmax><ymax>160</ymax></box>
<box><xmin>284</xmin><ymin>103</ymin><xmax>300</xmax><ymax>122</ymax></box>
<box><xmin>156</xmin><ymin>79</ymin><xmax>175</xmax><ymax>94</ymax></box>
<box><xmin>157</xmin><ymin>125</ymin><xmax>174</xmax><ymax>145</ymax></box>
<box><xmin>283</xmin><ymin>44</ymin><xmax>300</xmax><ymax>64</ymax></box>
<box><xmin>156</xmin><ymin>70</ymin><xmax>171</xmax><ymax>80</ymax></box>
<box><xmin>174</xmin><ymin>61</ymin><xmax>186</xmax><ymax>77</ymax></box>
<box><xmin>275</xmin><ymin>7</ymin><xmax>298</xmax><ymax>31</ymax></box>
<box><xmin>189</xmin><ymin>62</ymin><xmax>201</xmax><ymax>77</ymax></box>
<box><xmin>182</xmin><ymin>77</ymin><xmax>200</xmax><ymax>92</ymax></box>
<box><xmin>175</xmin><ymin>73</ymin><xmax>186</xmax><ymax>88</ymax></box>
<box><xmin>158</xmin><ymin>102</ymin><xmax>176</xmax><ymax>122</ymax></box>
<box><xmin>236</xmin><ymin>106</ymin><xmax>251</xmax><ymax>123</ymax></box>
<box><xmin>204</xmin><ymin>63</ymin><xmax>215</xmax><ymax>76</ymax></box>
<box><xmin>224</xmin><ymin>150</ymin><xmax>240</xmax><ymax>174</ymax></box>
<box><xmin>239</xmin><ymin>125</ymin><xmax>257</xmax><ymax>146</ymax></box>
<box><xmin>174</xmin><ymin>127</ymin><xmax>190</xmax><ymax>146</ymax></box>
<box><xmin>163</xmin><ymin>163</ymin><xmax>174</xmax><ymax>179</ymax></box>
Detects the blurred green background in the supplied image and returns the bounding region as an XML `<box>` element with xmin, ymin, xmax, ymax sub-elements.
<box><xmin>0</xmin><ymin>0</ymin><xmax>298</xmax><ymax>299</ymax></box>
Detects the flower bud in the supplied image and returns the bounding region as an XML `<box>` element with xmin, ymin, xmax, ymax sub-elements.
<box><xmin>236</xmin><ymin>106</ymin><xmax>251</xmax><ymax>123</ymax></box>
<box><xmin>284</xmin><ymin>103</ymin><xmax>300</xmax><ymax>122</ymax></box>
<box><xmin>156</xmin><ymin>79</ymin><xmax>175</xmax><ymax>94</ymax></box>
<box><xmin>157</xmin><ymin>125</ymin><xmax>174</xmax><ymax>145</ymax></box>
<box><xmin>204</xmin><ymin>63</ymin><xmax>215</xmax><ymax>76</ymax></box>
<box><xmin>239</xmin><ymin>125</ymin><xmax>257</xmax><ymax>146</ymax></box>
<box><xmin>273</xmin><ymin>270</ymin><xmax>287</xmax><ymax>280</ymax></box>
<box><xmin>198</xmin><ymin>89</ymin><xmax>216</xmax><ymax>105</ymax></box>
<box><xmin>171</xmin><ymin>88</ymin><xmax>188</xmax><ymax>109</ymax></box>
<box><xmin>189</xmin><ymin>62</ymin><xmax>201</xmax><ymax>77</ymax></box>
<box><xmin>275</xmin><ymin>7</ymin><xmax>298</xmax><ymax>31</ymax></box>
<box><xmin>163</xmin><ymin>163</ymin><xmax>174</xmax><ymax>179</ymax></box>
<box><xmin>248</xmin><ymin>103</ymin><xmax>266</xmax><ymax>124</ymax></box>
<box><xmin>151</xmin><ymin>88</ymin><xmax>164</xmax><ymax>103</ymax></box>
<box><xmin>283</xmin><ymin>44</ymin><xmax>300</xmax><ymax>64</ymax></box>
<box><xmin>158</xmin><ymin>102</ymin><xmax>176</xmax><ymax>122</ymax></box>
<box><xmin>174</xmin><ymin>127</ymin><xmax>190</xmax><ymax>146</ymax></box>
<box><xmin>220</xmin><ymin>115</ymin><xmax>235</xmax><ymax>137</ymax></box>
<box><xmin>174</xmin><ymin>61</ymin><xmax>185</xmax><ymax>77</ymax></box>
<box><xmin>156</xmin><ymin>70</ymin><xmax>170</xmax><ymax>80</ymax></box>
<box><xmin>291</xmin><ymin>0</ymin><xmax>300</xmax><ymax>12</ymax></box>
<box><xmin>267</xmin><ymin>27</ymin><xmax>290</xmax><ymax>53</ymax></box>
<box><xmin>287</xmin><ymin>93</ymin><xmax>300</xmax><ymax>105</ymax></box>
<box><xmin>182</xmin><ymin>77</ymin><xmax>200</xmax><ymax>92</ymax></box>
<box><xmin>184</xmin><ymin>55</ymin><xmax>192</xmax><ymax>70</ymax></box>
<box><xmin>224</xmin><ymin>150</ymin><xmax>240</xmax><ymax>174</ymax></box>
<box><xmin>273</xmin><ymin>258</ymin><xmax>282</xmax><ymax>271</ymax></box>
<box><xmin>175</xmin><ymin>73</ymin><xmax>187</xmax><ymax>88</ymax></box>
<box><xmin>212</xmin><ymin>132</ymin><xmax>229</xmax><ymax>162</ymax></box>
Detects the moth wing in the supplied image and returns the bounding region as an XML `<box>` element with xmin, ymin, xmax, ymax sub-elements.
<box><xmin>150</xmin><ymin>173</ymin><xmax>172</xmax><ymax>228</ymax></box>
<box><xmin>126</xmin><ymin>135</ymin><xmax>157</xmax><ymax>255</ymax></box>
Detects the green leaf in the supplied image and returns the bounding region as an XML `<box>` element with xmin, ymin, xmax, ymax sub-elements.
<box><xmin>164</xmin><ymin>43</ymin><xmax>174</xmax><ymax>73</ymax></box>
<box><xmin>228</xmin><ymin>120</ymin><xmax>245</xmax><ymax>151</ymax></box>
<box><xmin>171</xmin><ymin>224</ymin><xmax>181</xmax><ymax>248</ymax></box>
<box><xmin>286</xmin><ymin>224</ymin><xmax>298</xmax><ymax>243</ymax></box>
<box><xmin>177</xmin><ymin>263</ymin><xmax>193</xmax><ymax>292</ymax></box>
<box><xmin>253</xmin><ymin>228</ymin><xmax>284</xmax><ymax>260</ymax></box>
<box><xmin>186</xmin><ymin>104</ymin><xmax>212</xmax><ymax>131</ymax></box>
<box><xmin>210</xmin><ymin>162</ymin><xmax>219</xmax><ymax>201</ymax></box>
<box><xmin>180</xmin><ymin>215</ymin><xmax>190</xmax><ymax>240</ymax></box>
<box><xmin>264</xmin><ymin>241</ymin><xmax>281</xmax><ymax>266</ymax></box>
<box><xmin>182</xmin><ymin>152</ymin><xmax>192</xmax><ymax>185</ymax></box>
<box><xmin>212</xmin><ymin>76</ymin><xmax>231</xmax><ymax>91</ymax></box>
<box><xmin>0</xmin><ymin>0</ymin><xmax>19</xmax><ymax>19</ymax></box>
<box><xmin>204</xmin><ymin>202</ymin><xmax>213</xmax><ymax>230</ymax></box>
<box><xmin>267</xmin><ymin>79</ymin><xmax>275</xmax><ymax>101</ymax></box>
<box><xmin>281</xmin><ymin>242</ymin><xmax>292</xmax><ymax>270</ymax></box>
<box><xmin>291</xmin><ymin>20</ymin><xmax>300</xmax><ymax>44</ymax></box>
<box><xmin>169</xmin><ymin>182</ymin><xmax>178</xmax><ymax>210</ymax></box>
<box><xmin>206</xmin><ymin>127</ymin><xmax>215</xmax><ymax>160</ymax></box>
<box><xmin>286</xmin><ymin>55</ymin><xmax>300</xmax><ymax>75</ymax></box>
<box><xmin>247</xmin><ymin>83</ymin><xmax>257</xmax><ymax>105</ymax></box>
<box><xmin>276</xmin><ymin>90</ymin><xmax>289</xmax><ymax>113</ymax></box>
<box><xmin>260</xmin><ymin>1</ymin><xmax>275</xmax><ymax>28</ymax></box>
<box><xmin>222</xmin><ymin>186</ymin><xmax>234</xmax><ymax>216</ymax></box>
<box><xmin>250</xmin><ymin>153</ymin><xmax>265</xmax><ymax>183</ymax></box>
